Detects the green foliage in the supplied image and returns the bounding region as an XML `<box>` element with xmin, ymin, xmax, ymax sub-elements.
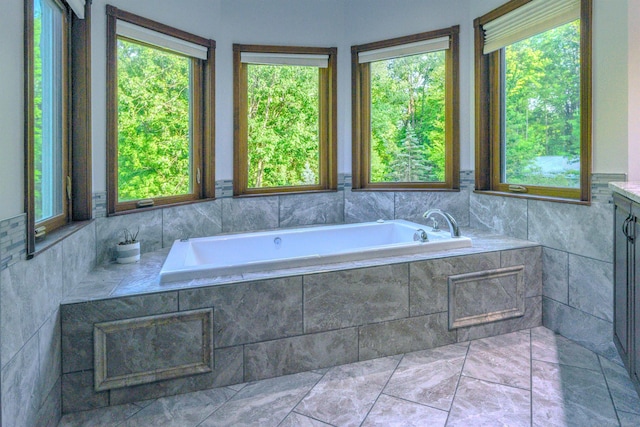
<box><xmin>369</xmin><ymin>51</ymin><xmax>446</xmax><ymax>183</ymax></box>
<box><xmin>504</xmin><ymin>21</ymin><xmax>581</xmax><ymax>188</ymax></box>
<box><xmin>117</xmin><ymin>39</ymin><xmax>192</xmax><ymax>201</ymax></box>
<box><xmin>246</xmin><ymin>64</ymin><xmax>320</xmax><ymax>188</ymax></box>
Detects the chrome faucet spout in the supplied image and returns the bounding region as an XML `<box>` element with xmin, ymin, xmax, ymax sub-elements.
<box><xmin>422</xmin><ymin>209</ymin><xmax>461</xmax><ymax>238</ymax></box>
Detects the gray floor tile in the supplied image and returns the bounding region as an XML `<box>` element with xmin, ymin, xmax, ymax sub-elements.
<box><xmin>447</xmin><ymin>376</ymin><xmax>531</xmax><ymax>427</ymax></box>
<box><xmin>619</xmin><ymin>410</ymin><xmax>640</xmax><ymax>426</ymax></box>
<box><xmin>279</xmin><ymin>412</ymin><xmax>333</xmax><ymax>426</ymax></box>
<box><xmin>361</xmin><ymin>394</ymin><xmax>448</xmax><ymax>427</ymax></box>
<box><xmin>383</xmin><ymin>343</ymin><xmax>467</xmax><ymax>411</ymax></box>
<box><xmin>600</xmin><ymin>356</ymin><xmax>640</xmax><ymax>415</ymax></box>
<box><xmin>57</xmin><ymin>404</ymin><xmax>141</xmax><ymax>427</ymax></box>
<box><xmin>532</xmin><ymin>360</ymin><xmax>618</xmax><ymax>427</ymax></box>
<box><xmin>294</xmin><ymin>356</ymin><xmax>401</xmax><ymax>427</ymax></box>
<box><xmin>199</xmin><ymin>371</ymin><xmax>321</xmax><ymax>427</ymax></box>
<box><xmin>531</xmin><ymin>326</ymin><xmax>600</xmax><ymax>371</ymax></box>
<box><xmin>462</xmin><ymin>330</ymin><xmax>531</xmax><ymax>389</ymax></box>
<box><xmin>120</xmin><ymin>387</ymin><xmax>235</xmax><ymax>427</ymax></box>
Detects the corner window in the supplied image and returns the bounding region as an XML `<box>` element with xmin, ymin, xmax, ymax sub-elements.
<box><xmin>233</xmin><ymin>45</ymin><xmax>337</xmax><ymax>196</ymax></box>
<box><xmin>106</xmin><ymin>6</ymin><xmax>215</xmax><ymax>213</ymax></box>
<box><xmin>351</xmin><ymin>27</ymin><xmax>460</xmax><ymax>190</ymax></box>
<box><xmin>474</xmin><ymin>0</ymin><xmax>592</xmax><ymax>201</ymax></box>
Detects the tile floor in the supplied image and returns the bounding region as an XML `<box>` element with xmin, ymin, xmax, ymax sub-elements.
<box><xmin>58</xmin><ymin>327</ymin><xmax>640</xmax><ymax>427</ymax></box>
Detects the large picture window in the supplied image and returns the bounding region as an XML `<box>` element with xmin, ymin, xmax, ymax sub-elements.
<box><xmin>351</xmin><ymin>27</ymin><xmax>460</xmax><ymax>190</ymax></box>
<box><xmin>106</xmin><ymin>6</ymin><xmax>215</xmax><ymax>213</ymax></box>
<box><xmin>233</xmin><ymin>45</ymin><xmax>337</xmax><ymax>196</ymax></box>
<box><xmin>474</xmin><ymin>0</ymin><xmax>592</xmax><ymax>201</ymax></box>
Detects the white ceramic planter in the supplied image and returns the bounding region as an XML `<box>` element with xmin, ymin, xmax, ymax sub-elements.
<box><xmin>116</xmin><ymin>241</ymin><xmax>140</xmax><ymax>264</ymax></box>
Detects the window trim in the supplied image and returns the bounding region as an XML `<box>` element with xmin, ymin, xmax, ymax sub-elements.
<box><xmin>232</xmin><ymin>44</ymin><xmax>338</xmax><ymax>197</ymax></box>
<box><xmin>474</xmin><ymin>0</ymin><xmax>592</xmax><ymax>202</ymax></box>
<box><xmin>351</xmin><ymin>26</ymin><xmax>460</xmax><ymax>191</ymax></box>
<box><xmin>25</xmin><ymin>0</ymin><xmax>93</xmax><ymax>257</ymax></box>
<box><xmin>106</xmin><ymin>5</ymin><xmax>215</xmax><ymax>214</ymax></box>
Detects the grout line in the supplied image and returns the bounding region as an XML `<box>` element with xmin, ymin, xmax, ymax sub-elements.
<box><xmin>357</xmin><ymin>354</ymin><xmax>404</xmax><ymax>426</ymax></box>
<box><xmin>529</xmin><ymin>328</ymin><xmax>534</xmax><ymax>427</ymax></box>
<box><xmin>598</xmin><ymin>354</ymin><xmax>623</xmax><ymax>426</ymax></box>
<box><xmin>194</xmin><ymin>385</ymin><xmax>243</xmax><ymax>427</ymax></box>
<box><xmin>275</xmin><ymin>368</ymin><xmax>330</xmax><ymax>427</ymax></box>
<box><xmin>444</xmin><ymin>339</ymin><xmax>471</xmax><ymax>425</ymax></box>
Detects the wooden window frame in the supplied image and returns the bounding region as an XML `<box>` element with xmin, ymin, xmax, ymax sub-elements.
<box><xmin>106</xmin><ymin>5</ymin><xmax>216</xmax><ymax>214</ymax></box>
<box><xmin>474</xmin><ymin>0</ymin><xmax>592</xmax><ymax>202</ymax></box>
<box><xmin>351</xmin><ymin>26</ymin><xmax>460</xmax><ymax>191</ymax></box>
<box><xmin>233</xmin><ymin>44</ymin><xmax>338</xmax><ymax>197</ymax></box>
<box><xmin>25</xmin><ymin>0</ymin><xmax>93</xmax><ymax>257</ymax></box>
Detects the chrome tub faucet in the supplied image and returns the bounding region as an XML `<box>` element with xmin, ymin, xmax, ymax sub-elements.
<box><xmin>423</xmin><ymin>209</ymin><xmax>461</xmax><ymax>238</ymax></box>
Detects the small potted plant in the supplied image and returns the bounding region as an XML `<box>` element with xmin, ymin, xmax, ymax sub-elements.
<box><xmin>116</xmin><ymin>227</ymin><xmax>140</xmax><ymax>264</ymax></box>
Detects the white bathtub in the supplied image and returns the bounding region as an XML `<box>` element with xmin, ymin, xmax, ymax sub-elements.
<box><xmin>159</xmin><ymin>219</ymin><xmax>472</xmax><ymax>283</ymax></box>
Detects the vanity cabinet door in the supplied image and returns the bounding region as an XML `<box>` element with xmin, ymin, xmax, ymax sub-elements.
<box><xmin>614</xmin><ymin>195</ymin><xmax>633</xmax><ymax>364</ymax></box>
<box><xmin>632</xmin><ymin>204</ymin><xmax>639</xmax><ymax>384</ymax></box>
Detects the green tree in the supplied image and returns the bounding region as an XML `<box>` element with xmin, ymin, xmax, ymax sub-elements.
<box><xmin>117</xmin><ymin>39</ymin><xmax>191</xmax><ymax>201</ymax></box>
<box><xmin>370</xmin><ymin>50</ymin><xmax>446</xmax><ymax>183</ymax></box>
<box><xmin>246</xmin><ymin>64</ymin><xmax>320</xmax><ymax>188</ymax></box>
<box><xmin>504</xmin><ymin>21</ymin><xmax>581</xmax><ymax>187</ymax></box>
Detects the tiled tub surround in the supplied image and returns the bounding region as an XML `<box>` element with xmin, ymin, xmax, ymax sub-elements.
<box><xmin>60</xmin><ymin>229</ymin><xmax>543</xmax><ymax>413</ymax></box>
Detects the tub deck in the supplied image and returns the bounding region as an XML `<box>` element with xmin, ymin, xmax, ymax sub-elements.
<box><xmin>63</xmin><ymin>227</ymin><xmax>537</xmax><ymax>303</ymax></box>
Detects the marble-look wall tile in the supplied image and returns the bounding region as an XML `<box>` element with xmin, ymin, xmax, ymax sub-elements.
<box><xmin>528</xmin><ymin>200</ymin><xmax>613</xmax><ymax>262</ymax></box>
<box><xmin>2</xmin><ymin>243</ymin><xmax>63</xmax><ymax>368</ymax></box>
<box><xmin>501</xmin><ymin>247</ymin><xmax>542</xmax><ymax>297</ymax></box>
<box><xmin>394</xmin><ymin>190</ymin><xmax>470</xmax><ymax>227</ymax></box>
<box><xmin>542</xmin><ymin>247</ymin><xmax>568</xmax><ymax>304</ymax></box>
<box><xmin>244</xmin><ymin>328</ymin><xmax>358</xmax><ymax>381</ymax></box>
<box><xmin>95</xmin><ymin>209</ymin><xmax>163</xmax><ymax>266</ymax></box>
<box><xmin>62</xmin><ymin>221</ymin><xmax>97</xmax><ymax>297</ymax></box>
<box><xmin>109</xmin><ymin>346</ymin><xmax>243</xmax><ymax>405</ymax></box>
<box><xmin>179</xmin><ymin>277</ymin><xmax>302</xmax><ymax>347</ymax></box>
<box><xmin>470</xmin><ymin>193</ymin><xmax>528</xmax><ymax>240</ymax></box>
<box><xmin>409</xmin><ymin>253</ymin><xmax>501</xmax><ymax>316</ymax></box>
<box><xmin>61</xmin><ymin>293</ymin><xmax>178</xmax><ymax>373</ymax></box>
<box><xmin>457</xmin><ymin>296</ymin><xmax>542</xmax><ymax>342</ymax></box>
<box><xmin>221</xmin><ymin>196</ymin><xmax>279</xmax><ymax>233</ymax></box>
<box><xmin>1</xmin><ymin>335</ymin><xmax>41</xmax><ymax>426</ymax></box>
<box><xmin>542</xmin><ymin>297</ymin><xmax>617</xmax><ymax>359</ymax></box>
<box><xmin>38</xmin><ymin>310</ymin><xmax>61</xmax><ymax>407</ymax></box>
<box><xmin>358</xmin><ymin>312</ymin><xmax>456</xmax><ymax>360</ymax></box>
<box><xmin>162</xmin><ymin>200</ymin><xmax>222</xmax><ymax>247</ymax></box>
<box><xmin>61</xmin><ymin>370</ymin><xmax>109</xmax><ymax>413</ymax></box>
<box><xmin>279</xmin><ymin>192</ymin><xmax>344</xmax><ymax>227</ymax></box>
<box><xmin>35</xmin><ymin>377</ymin><xmax>61</xmax><ymax>427</ymax></box>
<box><xmin>568</xmin><ymin>254</ymin><xmax>613</xmax><ymax>322</ymax></box>
<box><xmin>344</xmin><ymin>191</ymin><xmax>395</xmax><ymax>224</ymax></box>
<box><xmin>303</xmin><ymin>264</ymin><xmax>409</xmax><ymax>333</ymax></box>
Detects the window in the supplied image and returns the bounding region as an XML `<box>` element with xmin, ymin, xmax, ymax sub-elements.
<box><xmin>106</xmin><ymin>6</ymin><xmax>215</xmax><ymax>213</ymax></box>
<box><xmin>25</xmin><ymin>0</ymin><xmax>91</xmax><ymax>255</ymax></box>
<box><xmin>474</xmin><ymin>0</ymin><xmax>592</xmax><ymax>201</ymax></box>
<box><xmin>233</xmin><ymin>45</ymin><xmax>337</xmax><ymax>196</ymax></box>
<box><xmin>351</xmin><ymin>27</ymin><xmax>460</xmax><ymax>190</ymax></box>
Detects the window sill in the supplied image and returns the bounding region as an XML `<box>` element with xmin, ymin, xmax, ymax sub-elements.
<box><xmin>30</xmin><ymin>219</ymin><xmax>94</xmax><ymax>259</ymax></box>
<box><xmin>473</xmin><ymin>190</ymin><xmax>590</xmax><ymax>206</ymax></box>
<box><xmin>233</xmin><ymin>189</ymin><xmax>339</xmax><ymax>198</ymax></box>
<box><xmin>109</xmin><ymin>197</ymin><xmax>217</xmax><ymax>217</ymax></box>
<box><xmin>350</xmin><ymin>187</ymin><xmax>461</xmax><ymax>193</ymax></box>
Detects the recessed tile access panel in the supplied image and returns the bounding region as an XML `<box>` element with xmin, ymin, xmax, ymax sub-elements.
<box><xmin>448</xmin><ymin>266</ymin><xmax>525</xmax><ymax>329</ymax></box>
<box><xmin>94</xmin><ymin>308</ymin><xmax>213</xmax><ymax>391</ymax></box>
